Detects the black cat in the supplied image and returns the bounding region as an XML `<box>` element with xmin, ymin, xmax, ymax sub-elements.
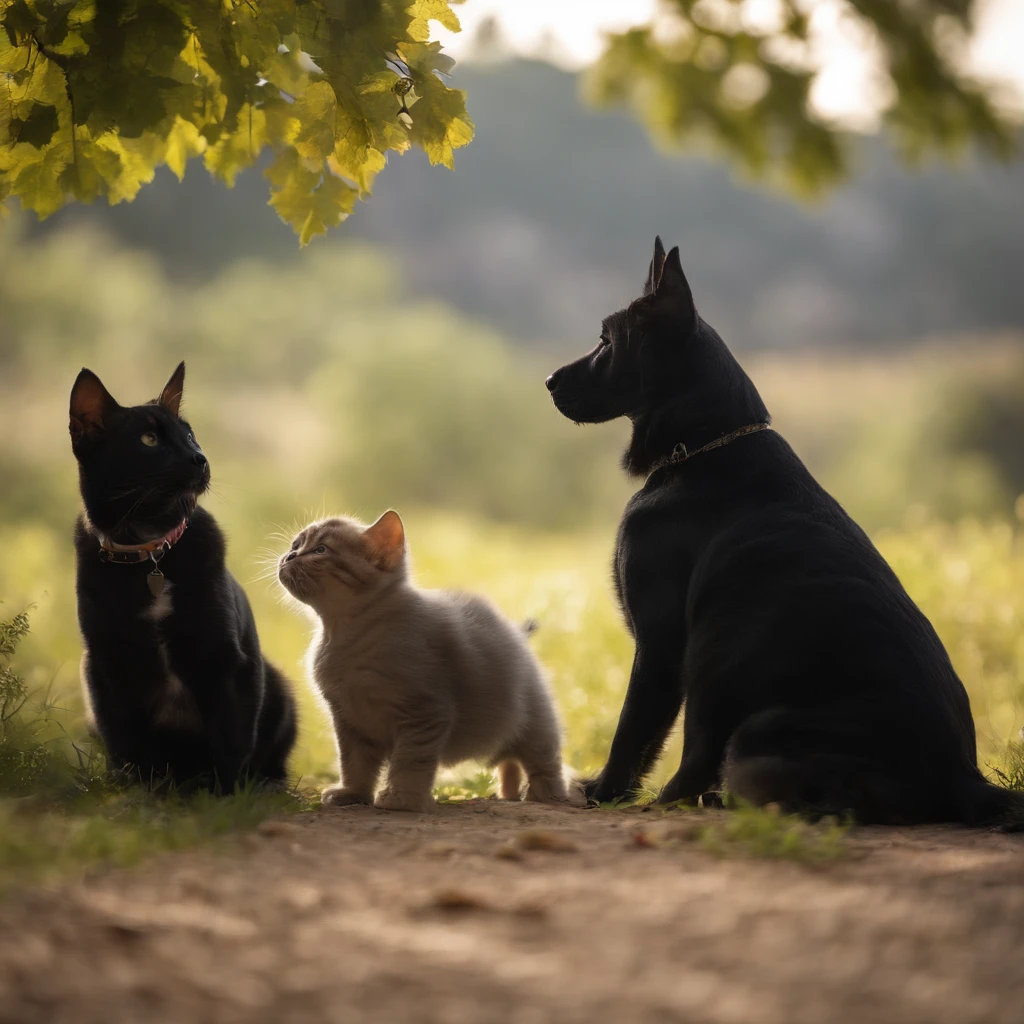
<box><xmin>545</xmin><ymin>236</ymin><xmax>1023</xmax><ymax>827</ymax></box>
<box><xmin>70</xmin><ymin>363</ymin><xmax>296</xmax><ymax>792</ymax></box>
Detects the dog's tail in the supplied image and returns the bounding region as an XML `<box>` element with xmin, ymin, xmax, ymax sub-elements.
<box><xmin>955</xmin><ymin>778</ymin><xmax>1024</xmax><ymax>831</ymax></box>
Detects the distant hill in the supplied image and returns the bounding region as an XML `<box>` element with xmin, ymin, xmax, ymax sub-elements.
<box><xmin>32</xmin><ymin>59</ymin><xmax>1024</xmax><ymax>351</ymax></box>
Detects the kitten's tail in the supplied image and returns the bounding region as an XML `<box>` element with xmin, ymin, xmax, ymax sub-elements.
<box><xmin>521</xmin><ymin>617</ymin><xmax>540</xmax><ymax>637</ymax></box>
<box><xmin>498</xmin><ymin>760</ymin><xmax>524</xmax><ymax>800</ymax></box>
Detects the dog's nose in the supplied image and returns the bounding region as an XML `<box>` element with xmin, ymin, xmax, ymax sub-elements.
<box><xmin>545</xmin><ymin>370</ymin><xmax>561</xmax><ymax>392</ymax></box>
<box><xmin>193</xmin><ymin>452</ymin><xmax>207</xmax><ymax>467</ymax></box>
<box><xmin>284</xmin><ymin>550</ymin><xmax>297</xmax><ymax>562</ymax></box>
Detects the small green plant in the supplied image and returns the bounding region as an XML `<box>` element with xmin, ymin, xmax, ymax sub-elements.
<box><xmin>0</xmin><ymin>607</ymin><xmax>90</xmax><ymax>798</ymax></box>
<box><xmin>700</xmin><ymin>803</ymin><xmax>850</xmax><ymax>863</ymax></box>
<box><xmin>990</xmin><ymin>741</ymin><xmax>1024</xmax><ymax>792</ymax></box>
<box><xmin>636</xmin><ymin>802</ymin><xmax>849</xmax><ymax>864</ymax></box>
<box><xmin>435</xmin><ymin>769</ymin><xmax>497</xmax><ymax>803</ymax></box>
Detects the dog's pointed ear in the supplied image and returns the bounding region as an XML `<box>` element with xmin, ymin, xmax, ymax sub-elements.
<box><xmin>363</xmin><ymin>510</ymin><xmax>406</xmax><ymax>571</ymax></box>
<box><xmin>654</xmin><ymin>246</ymin><xmax>697</xmax><ymax>320</ymax></box>
<box><xmin>158</xmin><ymin>361</ymin><xmax>186</xmax><ymax>417</ymax></box>
<box><xmin>70</xmin><ymin>369</ymin><xmax>120</xmax><ymax>441</ymax></box>
<box><xmin>643</xmin><ymin>236</ymin><xmax>667</xmax><ymax>297</ymax></box>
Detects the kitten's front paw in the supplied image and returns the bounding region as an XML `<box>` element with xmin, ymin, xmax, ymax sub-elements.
<box><xmin>374</xmin><ymin>789</ymin><xmax>434</xmax><ymax>813</ymax></box>
<box><xmin>321</xmin><ymin>785</ymin><xmax>372</xmax><ymax>808</ymax></box>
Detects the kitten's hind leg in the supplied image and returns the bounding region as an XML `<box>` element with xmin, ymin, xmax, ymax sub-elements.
<box><xmin>525</xmin><ymin>766</ymin><xmax>568</xmax><ymax>803</ymax></box>
<box><xmin>497</xmin><ymin>759</ymin><xmax>524</xmax><ymax>800</ymax></box>
<box><xmin>518</xmin><ymin>740</ymin><xmax>569</xmax><ymax>803</ymax></box>
<box><xmin>515</xmin><ymin>702</ymin><xmax>570</xmax><ymax>803</ymax></box>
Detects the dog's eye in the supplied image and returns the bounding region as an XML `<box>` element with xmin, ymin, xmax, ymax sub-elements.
<box><xmin>314</xmin><ymin>545</ymin><xmax>327</xmax><ymax>554</ymax></box>
<box><xmin>141</xmin><ymin>432</ymin><xmax>158</xmax><ymax>447</ymax></box>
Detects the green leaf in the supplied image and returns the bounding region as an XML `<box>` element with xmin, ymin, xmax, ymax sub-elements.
<box><xmin>407</xmin><ymin>0</ymin><xmax>462</xmax><ymax>43</ymax></box>
<box><xmin>0</xmin><ymin>0</ymin><xmax>473</xmax><ymax>240</ymax></box>
<box><xmin>269</xmin><ymin>168</ymin><xmax>357</xmax><ymax>246</ymax></box>
<box><xmin>8</xmin><ymin>103</ymin><xmax>59</xmax><ymax>147</ymax></box>
<box><xmin>405</xmin><ymin>72</ymin><xmax>473</xmax><ymax>170</ymax></box>
<box><xmin>163</xmin><ymin>117</ymin><xmax>205</xmax><ymax>181</ymax></box>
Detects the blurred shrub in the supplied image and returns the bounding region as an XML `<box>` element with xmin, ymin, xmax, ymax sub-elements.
<box><xmin>0</xmin><ymin>220</ymin><xmax>630</xmax><ymax>532</ymax></box>
<box><xmin>0</xmin><ymin>608</ymin><xmax>85</xmax><ymax>798</ymax></box>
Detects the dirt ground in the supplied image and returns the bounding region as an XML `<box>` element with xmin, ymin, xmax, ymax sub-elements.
<box><xmin>1</xmin><ymin>802</ymin><xmax>1023</xmax><ymax>1024</ymax></box>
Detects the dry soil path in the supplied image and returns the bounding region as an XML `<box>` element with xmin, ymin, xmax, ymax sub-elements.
<box><xmin>1</xmin><ymin>802</ymin><xmax>1023</xmax><ymax>1024</ymax></box>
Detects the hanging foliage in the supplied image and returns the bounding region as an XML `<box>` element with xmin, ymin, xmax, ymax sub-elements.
<box><xmin>0</xmin><ymin>0</ymin><xmax>473</xmax><ymax>243</ymax></box>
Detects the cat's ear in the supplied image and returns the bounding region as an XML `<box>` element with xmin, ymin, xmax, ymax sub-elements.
<box><xmin>158</xmin><ymin>361</ymin><xmax>186</xmax><ymax>417</ymax></box>
<box><xmin>363</xmin><ymin>510</ymin><xmax>405</xmax><ymax>571</ymax></box>
<box><xmin>70</xmin><ymin>369</ymin><xmax>120</xmax><ymax>441</ymax></box>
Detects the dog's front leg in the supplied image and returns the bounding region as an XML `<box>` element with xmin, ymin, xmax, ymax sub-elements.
<box><xmin>585</xmin><ymin>642</ymin><xmax>685</xmax><ymax>803</ymax></box>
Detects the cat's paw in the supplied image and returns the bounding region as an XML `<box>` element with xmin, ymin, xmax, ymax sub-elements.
<box><xmin>321</xmin><ymin>785</ymin><xmax>372</xmax><ymax>808</ymax></box>
<box><xmin>374</xmin><ymin>789</ymin><xmax>435</xmax><ymax>813</ymax></box>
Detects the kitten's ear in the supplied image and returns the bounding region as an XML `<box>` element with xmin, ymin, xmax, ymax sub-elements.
<box><xmin>70</xmin><ymin>369</ymin><xmax>120</xmax><ymax>441</ymax></box>
<box><xmin>643</xmin><ymin>235</ymin><xmax>667</xmax><ymax>297</ymax></box>
<box><xmin>363</xmin><ymin>510</ymin><xmax>405</xmax><ymax>571</ymax></box>
<box><xmin>158</xmin><ymin>361</ymin><xmax>186</xmax><ymax>417</ymax></box>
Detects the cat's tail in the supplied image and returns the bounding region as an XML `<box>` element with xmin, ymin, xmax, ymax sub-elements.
<box><xmin>497</xmin><ymin>759</ymin><xmax>524</xmax><ymax>799</ymax></box>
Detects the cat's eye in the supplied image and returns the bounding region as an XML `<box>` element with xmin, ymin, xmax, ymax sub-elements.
<box><xmin>141</xmin><ymin>432</ymin><xmax>158</xmax><ymax>447</ymax></box>
<box><xmin>314</xmin><ymin>545</ymin><xmax>327</xmax><ymax>554</ymax></box>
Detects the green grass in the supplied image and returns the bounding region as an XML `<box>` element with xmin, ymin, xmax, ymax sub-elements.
<box><xmin>2</xmin><ymin>512</ymin><xmax>1024</xmax><ymax>887</ymax></box>
<box><xmin>0</xmin><ymin>786</ymin><xmax>305</xmax><ymax>896</ymax></box>
<box><xmin>636</xmin><ymin>803</ymin><xmax>851</xmax><ymax>863</ymax></box>
<box><xmin>990</xmin><ymin>741</ymin><xmax>1024</xmax><ymax>792</ymax></box>
<box><xmin>0</xmin><ymin>608</ymin><xmax>310</xmax><ymax>894</ymax></box>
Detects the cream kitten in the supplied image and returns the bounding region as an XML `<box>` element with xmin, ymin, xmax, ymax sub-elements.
<box><xmin>278</xmin><ymin>511</ymin><xmax>569</xmax><ymax>812</ymax></box>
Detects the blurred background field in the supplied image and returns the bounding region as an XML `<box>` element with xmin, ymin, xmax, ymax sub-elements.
<box><xmin>2</xmin><ymin>46</ymin><xmax>1024</xmax><ymax>832</ymax></box>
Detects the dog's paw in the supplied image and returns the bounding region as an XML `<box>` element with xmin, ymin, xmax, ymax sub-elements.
<box><xmin>375</xmin><ymin>789</ymin><xmax>435</xmax><ymax>813</ymax></box>
<box><xmin>582</xmin><ymin>774</ymin><xmax>631</xmax><ymax>806</ymax></box>
<box><xmin>654</xmin><ymin>783</ymin><xmax>700</xmax><ymax>807</ymax></box>
<box><xmin>321</xmin><ymin>785</ymin><xmax>372</xmax><ymax>808</ymax></box>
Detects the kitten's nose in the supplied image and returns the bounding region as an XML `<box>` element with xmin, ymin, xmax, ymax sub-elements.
<box><xmin>193</xmin><ymin>452</ymin><xmax>207</xmax><ymax>467</ymax></box>
<box><xmin>284</xmin><ymin>550</ymin><xmax>297</xmax><ymax>562</ymax></box>
<box><xmin>545</xmin><ymin>370</ymin><xmax>561</xmax><ymax>392</ymax></box>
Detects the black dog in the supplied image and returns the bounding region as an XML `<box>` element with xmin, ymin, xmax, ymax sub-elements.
<box><xmin>546</xmin><ymin>237</ymin><xmax>1022</xmax><ymax>826</ymax></box>
<box><xmin>71</xmin><ymin>363</ymin><xmax>296</xmax><ymax>792</ymax></box>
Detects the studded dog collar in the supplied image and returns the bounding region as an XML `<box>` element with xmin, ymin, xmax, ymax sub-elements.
<box><xmin>647</xmin><ymin>422</ymin><xmax>772</xmax><ymax>481</ymax></box>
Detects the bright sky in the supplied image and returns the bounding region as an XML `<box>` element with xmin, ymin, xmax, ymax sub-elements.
<box><xmin>435</xmin><ymin>0</ymin><xmax>1024</xmax><ymax>128</ymax></box>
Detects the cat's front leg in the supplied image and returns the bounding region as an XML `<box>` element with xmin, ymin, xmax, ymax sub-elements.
<box><xmin>375</xmin><ymin>718</ymin><xmax>447</xmax><ymax>813</ymax></box>
<box><xmin>322</xmin><ymin>720</ymin><xmax>385</xmax><ymax>808</ymax></box>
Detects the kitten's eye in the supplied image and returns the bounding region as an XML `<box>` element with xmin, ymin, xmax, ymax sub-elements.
<box><xmin>141</xmin><ymin>433</ymin><xmax>158</xmax><ymax>447</ymax></box>
<box><xmin>314</xmin><ymin>545</ymin><xmax>327</xmax><ymax>554</ymax></box>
